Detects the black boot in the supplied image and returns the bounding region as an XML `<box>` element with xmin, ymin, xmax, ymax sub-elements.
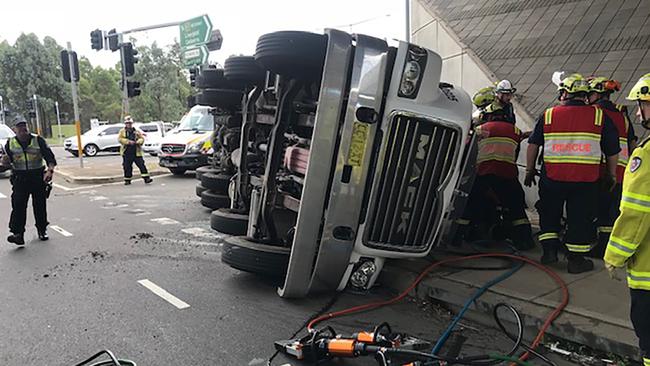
<box><xmin>540</xmin><ymin>241</ymin><xmax>559</xmax><ymax>264</ymax></box>
<box><xmin>124</xmin><ymin>180</ymin><xmax>131</xmax><ymax>185</ymax></box>
<box><xmin>7</xmin><ymin>233</ymin><xmax>25</xmax><ymax>246</ymax></box>
<box><xmin>38</xmin><ymin>229</ymin><xmax>49</xmax><ymax>241</ymax></box>
<box><xmin>510</xmin><ymin>225</ymin><xmax>535</xmax><ymax>251</ymax></box>
<box><xmin>144</xmin><ymin>176</ymin><xmax>153</xmax><ymax>184</ymax></box>
<box><xmin>567</xmin><ymin>254</ymin><xmax>594</xmax><ymax>274</ymax></box>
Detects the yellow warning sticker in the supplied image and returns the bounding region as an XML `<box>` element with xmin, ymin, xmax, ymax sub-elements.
<box><xmin>348</xmin><ymin>122</ymin><xmax>369</xmax><ymax>167</ymax></box>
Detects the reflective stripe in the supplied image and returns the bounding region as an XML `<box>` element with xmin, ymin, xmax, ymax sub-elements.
<box><xmin>609</xmin><ymin>235</ymin><xmax>639</xmax><ymax>251</ymax></box>
<box><xmin>142</xmin><ymin>173</ymin><xmax>150</xmax><ymax>177</ymax></box>
<box><xmin>544</xmin><ymin>108</ymin><xmax>553</xmax><ymax>125</ymax></box>
<box><xmin>566</xmin><ymin>243</ymin><xmax>592</xmax><ymax>253</ymax></box>
<box><xmin>544</xmin><ymin>132</ymin><xmax>601</xmax><ymax>140</ymax></box>
<box><xmin>8</xmin><ymin>136</ymin><xmax>44</xmax><ymax>171</ymax></box>
<box><xmin>456</xmin><ymin>219</ymin><xmax>470</xmax><ymax>225</ymax></box>
<box><xmin>618</xmin><ymin>138</ymin><xmax>629</xmax><ymax>166</ymax></box>
<box><xmin>512</xmin><ymin>218</ymin><xmax>530</xmax><ymax>226</ymax></box>
<box><xmin>544</xmin><ymin>132</ymin><xmax>602</xmax><ymax>166</ymax></box>
<box><xmin>539</xmin><ymin>232</ymin><xmax>559</xmax><ymax>241</ymax></box>
<box><xmin>643</xmin><ymin>358</ymin><xmax>650</xmax><ymax>366</ymax></box>
<box><xmin>627</xmin><ymin>271</ymin><xmax>650</xmax><ymax>290</ymax></box>
<box><xmin>594</xmin><ymin>107</ymin><xmax>603</xmax><ymax>126</ymax></box>
<box><xmin>607</xmin><ymin>240</ymin><xmax>636</xmax><ymax>257</ymax></box>
<box><xmin>621</xmin><ymin>192</ymin><xmax>650</xmax><ymax>212</ymax></box>
<box><xmin>597</xmin><ymin>226</ymin><xmax>613</xmax><ymax>233</ymax></box>
<box><xmin>477</xmin><ymin>138</ymin><xmax>517</xmax><ymax>164</ymax></box>
<box><xmin>544</xmin><ymin>156</ymin><xmax>602</xmax><ymax>164</ymax></box>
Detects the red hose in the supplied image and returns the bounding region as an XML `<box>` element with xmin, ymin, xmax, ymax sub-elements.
<box><xmin>307</xmin><ymin>253</ymin><xmax>570</xmax><ymax>363</ymax></box>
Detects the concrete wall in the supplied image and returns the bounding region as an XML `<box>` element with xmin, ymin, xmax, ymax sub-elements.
<box><xmin>411</xmin><ymin>0</ymin><xmax>536</xmax><ymax>130</ymax></box>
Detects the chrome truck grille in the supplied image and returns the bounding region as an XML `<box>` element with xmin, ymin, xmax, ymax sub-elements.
<box><xmin>365</xmin><ymin>114</ymin><xmax>460</xmax><ymax>252</ymax></box>
<box><xmin>160</xmin><ymin>144</ymin><xmax>185</xmax><ymax>154</ymax></box>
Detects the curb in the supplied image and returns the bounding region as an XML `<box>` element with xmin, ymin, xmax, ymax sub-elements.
<box><xmin>54</xmin><ymin>169</ymin><xmax>169</xmax><ymax>185</ymax></box>
<box><xmin>379</xmin><ymin>262</ymin><xmax>640</xmax><ymax>360</ymax></box>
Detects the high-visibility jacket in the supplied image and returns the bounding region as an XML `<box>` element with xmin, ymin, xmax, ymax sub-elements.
<box><xmin>475</xmin><ymin>121</ymin><xmax>522</xmax><ymax>179</ymax></box>
<box><xmin>542</xmin><ymin>105</ymin><xmax>604</xmax><ymax>182</ymax></box>
<box><xmin>599</xmin><ymin>104</ymin><xmax>630</xmax><ymax>183</ymax></box>
<box><xmin>118</xmin><ymin>128</ymin><xmax>145</xmax><ymax>157</ymax></box>
<box><xmin>8</xmin><ymin>134</ymin><xmax>44</xmax><ymax>171</ymax></box>
<box><xmin>605</xmin><ymin>137</ymin><xmax>650</xmax><ymax>291</ymax></box>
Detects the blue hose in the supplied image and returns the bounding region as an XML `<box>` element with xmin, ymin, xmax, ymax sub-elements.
<box><xmin>431</xmin><ymin>257</ymin><xmax>524</xmax><ymax>355</ymax></box>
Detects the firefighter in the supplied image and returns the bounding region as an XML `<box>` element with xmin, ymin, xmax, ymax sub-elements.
<box><xmin>0</xmin><ymin>115</ymin><xmax>57</xmax><ymax>245</ymax></box>
<box><xmin>455</xmin><ymin>102</ymin><xmax>534</xmax><ymax>250</ymax></box>
<box><xmin>119</xmin><ymin>116</ymin><xmax>152</xmax><ymax>185</ymax></box>
<box><xmin>494</xmin><ymin>80</ymin><xmax>517</xmax><ymax>124</ymax></box>
<box><xmin>471</xmin><ymin>86</ymin><xmax>496</xmax><ymax>125</ymax></box>
<box><xmin>525</xmin><ymin>74</ymin><xmax>620</xmax><ymax>273</ymax></box>
<box><xmin>588</xmin><ymin>77</ymin><xmax>637</xmax><ymax>258</ymax></box>
<box><xmin>604</xmin><ymin>73</ymin><xmax>650</xmax><ymax>365</ymax></box>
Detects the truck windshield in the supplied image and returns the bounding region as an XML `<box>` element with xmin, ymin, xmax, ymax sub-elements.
<box><xmin>178</xmin><ymin>108</ymin><xmax>213</xmax><ymax>132</ymax></box>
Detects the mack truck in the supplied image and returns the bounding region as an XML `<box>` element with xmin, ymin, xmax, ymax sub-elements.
<box><xmin>212</xmin><ymin>29</ymin><xmax>474</xmax><ymax>298</ymax></box>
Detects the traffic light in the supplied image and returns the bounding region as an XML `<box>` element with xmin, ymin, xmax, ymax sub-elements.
<box><xmin>90</xmin><ymin>29</ymin><xmax>103</xmax><ymax>51</ymax></box>
<box><xmin>122</xmin><ymin>42</ymin><xmax>138</xmax><ymax>77</ymax></box>
<box><xmin>107</xmin><ymin>29</ymin><xmax>119</xmax><ymax>52</ymax></box>
<box><xmin>60</xmin><ymin>50</ymin><xmax>80</xmax><ymax>82</ymax></box>
<box><xmin>26</xmin><ymin>99</ymin><xmax>36</xmax><ymax>118</ymax></box>
<box><xmin>189</xmin><ymin>67</ymin><xmax>198</xmax><ymax>87</ymax></box>
<box><xmin>127</xmin><ymin>81</ymin><xmax>141</xmax><ymax>98</ymax></box>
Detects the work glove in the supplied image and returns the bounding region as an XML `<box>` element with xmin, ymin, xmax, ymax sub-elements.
<box><xmin>605</xmin><ymin>262</ymin><xmax>623</xmax><ymax>281</ymax></box>
<box><xmin>524</xmin><ymin>169</ymin><xmax>537</xmax><ymax>187</ymax></box>
<box><xmin>43</xmin><ymin>169</ymin><xmax>54</xmax><ymax>183</ymax></box>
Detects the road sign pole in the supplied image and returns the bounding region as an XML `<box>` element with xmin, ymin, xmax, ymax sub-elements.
<box><xmin>33</xmin><ymin>95</ymin><xmax>42</xmax><ymax>136</ymax></box>
<box><xmin>67</xmin><ymin>42</ymin><xmax>83</xmax><ymax>168</ymax></box>
<box><xmin>55</xmin><ymin>101</ymin><xmax>62</xmax><ymax>145</ymax></box>
<box><xmin>0</xmin><ymin>96</ymin><xmax>4</xmax><ymax>125</ymax></box>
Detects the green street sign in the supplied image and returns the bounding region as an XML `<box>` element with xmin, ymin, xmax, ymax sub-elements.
<box><xmin>183</xmin><ymin>45</ymin><xmax>209</xmax><ymax>67</ymax></box>
<box><xmin>180</xmin><ymin>15</ymin><xmax>213</xmax><ymax>49</ymax></box>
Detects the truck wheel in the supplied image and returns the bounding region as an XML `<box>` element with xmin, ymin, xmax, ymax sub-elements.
<box><xmin>195</xmin><ymin>68</ymin><xmax>234</xmax><ymax>89</ymax></box>
<box><xmin>169</xmin><ymin>168</ymin><xmax>187</xmax><ymax>176</ymax></box>
<box><xmin>83</xmin><ymin>144</ymin><xmax>99</xmax><ymax>157</ymax></box>
<box><xmin>195</xmin><ymin>166</ymin><xmax>219</xmax><ymax>181</ymax></box>
<box><xmin>221</xmin><ymin>236</ymin><xmax>290</xmax><ymax>277</ymax></box>
<box><xmin>201</xmin><ymin>172</ymin><xmax>231</xmax><ymax>194</ymax></box>
<box><xmin>211</xmin><ymin>208</ymin><xmax>249</xmax><ymax>235</ymax></box>
<box><xmin>224</xmin><ymin>56</ymin><xmax>266</xmax><ymax>87</ymax></box>
<box><xmin>196</xmin><ymin>88</ymin><xmax>243</xmax><ymax>109</ymax></box>
<box><xmin>196</xmin><ymin>183</ymin><xmax>208</xmax><ymax>197</ymax></box>
<box><xmin>200</xmin><ymin>190</ymin><xmax>230</xmax><ymax>210</ymax></box>
<box><xmin>255</xmin><ymin>31</ymin><xmax>327</xmax><ymax>81</ymax></box>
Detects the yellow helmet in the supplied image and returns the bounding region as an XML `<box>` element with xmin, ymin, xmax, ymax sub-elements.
<box><xmin>588</xmin><ymin>77</ymin><xmax>621</xmax><ymax>94</ymax></box>
<box><xmin>472</xmin><ymin>87</ymin><xmax>495</xmax><ymax>108</ymax></box>
<box><xmin>626</xmin><ymin>74</ymin><xmax>650</xmax><ymax>101</ymax></box>
<box><xmin>558</xmin><ymin>73</ymin><xmax>589</xmax><ymax>94</ymax></box>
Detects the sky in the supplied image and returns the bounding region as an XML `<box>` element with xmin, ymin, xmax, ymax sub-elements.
<box><xmin>0</xmin><ymin>0</ymin><xmax>408</xmax><ymax>69</ymax></box>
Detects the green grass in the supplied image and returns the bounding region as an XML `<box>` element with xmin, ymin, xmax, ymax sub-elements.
<box><xmin>45</xmin><ymin>124</ymin><xmax>78</xmax><ymax>145</ymax></box>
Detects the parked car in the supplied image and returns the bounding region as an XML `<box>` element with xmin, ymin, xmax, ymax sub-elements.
<box><xmin>158</xmin><ymin>105</ymin><xmax>214</xmax><ymax>175</ymax></box>
<box><xmin>0</xmin><ymin>124</ymin><xmax>15</xmax><ymax>174</ymax></box>
<box><xmin>64</xmin><ymin>123</ymin><xmax>154</xmax><ymax>157</ymax></box>
<box><xmin>139</xmin><ymin>122</ymin><xmax>173</xmax><ymax>156</ymax></box>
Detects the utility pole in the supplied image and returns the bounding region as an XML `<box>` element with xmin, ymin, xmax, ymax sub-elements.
<box><xmin>405</xmin><ymin>0</ymin><xmax>411</xmax><ymax>42</ymax></box>
<box><xmin>33</xmin><ymin>95</ymin><xmax>41</xmax><ymax>136</ymax></box>
<box><xmin>0</xmin><ymin>95</ymin><xmax>4</xmax><ymax>125</ymax></box>
<box><xmin>119</xmin><ymin>35</ymin><xmax>129</xmax><ymax>117</ymax></box>
<box><xmin>67</xmin><ymin>42</ymin><xmax>83</xmax><ymax>168</ymax></box>
<box><xmin>55</xmin><ymin>101</ymin><xmax>62</xmax><ymax>145</ymax></box>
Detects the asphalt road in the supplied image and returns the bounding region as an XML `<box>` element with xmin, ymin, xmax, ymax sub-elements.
<box><xmin>51</xmin><ymin>146</ymin><xmax>159</xmax><ymax>168</ymax></box>
<box><xmin>0</xmin><ymin>171</ymin><xmax>566</xmax><ymax>366</ymax></box>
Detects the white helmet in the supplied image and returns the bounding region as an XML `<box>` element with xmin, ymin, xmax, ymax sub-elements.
<box><xmin>495</xmin><ymin>80</ymin><xmax>516</xmax><ymax>94</ymax></box>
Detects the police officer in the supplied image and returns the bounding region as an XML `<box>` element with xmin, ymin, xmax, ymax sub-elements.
<box><xmin>588</xmin><ymin>77</ymin><xmax>637</xmax><ymax>258</ymax></box>
<box><xmin>494</xmin><ymin>80</ymin><xmax>517</xmax><ymax>124</ymax></box>
<box><xmin>0</xmin><ymin>115</ymin><xmax>57</xmax><ymax>245</ymax></box>
<box><xmin>604</xmin><ymin>73</ymin><xmax>650</xmax><ymax>366</ymax></box>
<box><xmin>525</xmin><ymin>74</ymin><xmax>620</xmax><ymax>273</ymax></box>
<box><xmin>119</xmin><ymin>115</ymin><xmax>152</xmax><ymax>185</ymax></box>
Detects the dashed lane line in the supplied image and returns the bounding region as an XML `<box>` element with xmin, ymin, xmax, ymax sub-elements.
<box><xmin>181</xmin><ymin>227</ymin><xmax>222</xmax><ymax>240</ymax></box>
<box><xmin>150</xmin><ymin>217</ymin><xmax>181</xmax><ymax>225</ymax></box>
<box><xmin>50</xmin><ymin>225</ymin><xmax>73</xmax><ymax>237</ymax></box>
<box><xmin>137</xmin><ymin>279</ymin><xmax>190</xmax><ymax>310</ymax></box>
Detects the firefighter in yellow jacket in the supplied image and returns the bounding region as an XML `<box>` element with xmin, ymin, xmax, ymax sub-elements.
<box><xmin>119</xmin><ymin>116</ymin><xmax>152</xmax><ymax>185</ymax></box>
<box><xmin>605</xmin><ymin>74</ymin><xmax>650</xmax><ymax>364</ymax></box>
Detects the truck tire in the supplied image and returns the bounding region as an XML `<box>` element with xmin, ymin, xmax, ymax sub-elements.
<box><xmin>221</xmin><ymin>236</ymin><xmax>290</xmax><ymax>277</ymax></box>
<box><xmin>196</xmin><ymin>183</ymin><xmax>208</xmax><ymax>197</ymax></box>
<box><xmin>200</xmin><ymin>190</ymin><xmax>230</xmax><ymax>210</ymax></box>
<box><xmin>210</xmin><ymin>208</ymin><xmax>249</xmax><ymax>235</ymax></box>
<box><xmin>196</xmin><ymin>88</ymin><xmax>243</xmax><ymax>109</ymax></box>
<box><xmin>195</xmin><ymin>166</ymin><xmax>219</xmax><ymax>181</ymax></box>
<box><xmin>255</xmin><ymin>31</ymin><xmax>327</xmax><ymax>81</ymax></box>
<box><xmin>224</xmin><ymin>56</ymin><xmax>266</xmax><ymax>87</ymax></box>
<box><xmin>169</xmin><ymin>168</ymin><xmax>187</xmax><ymax>176</ymax></box>
<box><xmin>201</xmin><ymin>172</ymin><xmax>231</xmax><ymax>194</ymax></box>
<box><xmin>195</xmin><ymin>68</ymin><xmax>232</xmax><ymax>89</ymax></box>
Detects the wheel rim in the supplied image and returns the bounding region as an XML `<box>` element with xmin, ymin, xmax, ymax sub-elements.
<box><xmin>85</xmin><ymin>145</ymin><xmax>97</xmax><ymax>155</ymax></box>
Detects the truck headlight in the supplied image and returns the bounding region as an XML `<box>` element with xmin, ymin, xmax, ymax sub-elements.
<box><xmin>349</xmin><ymin>260</ymin><xmax>377</xmax><ymax>290</ymax></box>
<box><xmin>186</xmin><ymin>141</ymin><xmax>205</xmax><ymax>154</ymax></box>
<box><xmin>398</xmin><ymin>45</ymin><xmax>428</xmax><ymax>99</ymax></box>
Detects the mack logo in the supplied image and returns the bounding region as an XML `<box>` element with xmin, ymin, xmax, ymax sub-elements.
<box><xmin>396</xmin><ymin>133</ymin><xmax>431</xmax><ymax>235</ymax></box>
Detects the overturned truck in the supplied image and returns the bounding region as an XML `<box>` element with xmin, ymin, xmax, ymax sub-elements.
<box><xmin>216</xmin><ymin>29</ymin><xmax>474</xmax><ymax>298</ymax></box>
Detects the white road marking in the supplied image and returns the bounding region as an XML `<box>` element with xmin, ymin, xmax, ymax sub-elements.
<box><xmin>151</xmin><ymin>217</ymin><xmax>180</xmax><ymax>225</ymax></box>
<box><xmin>50</xmin><ymin>225</ymin><xmax>73</xmax><ymax>237</ymax></box>
<box><xmin>137</xmin><ymin>279</ymin><xmax>190</xmax><ymax>310</ymax></box>
<box><xmin>135</xmin><ymin>211</ymin><xmax>151</xmax><ymax>216</ymax></box>
<box><xmin>89</xmin><ymin>196</ymin><xmax>108</xmax><ymax>201</ymax></box>
<box><xmin>0</xmin><ymin>192</ymin><xmax>6</xmax><ymax>199</ymax></box>
<box><xmin>181</xmin><ymin>227</ymin><xmax>222</xmax><ymax>239</ymax></box>
<box><xmin>115</xmin><ymin>204</ymin><xmax>129</xmax><ymax>209</ymax></box>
